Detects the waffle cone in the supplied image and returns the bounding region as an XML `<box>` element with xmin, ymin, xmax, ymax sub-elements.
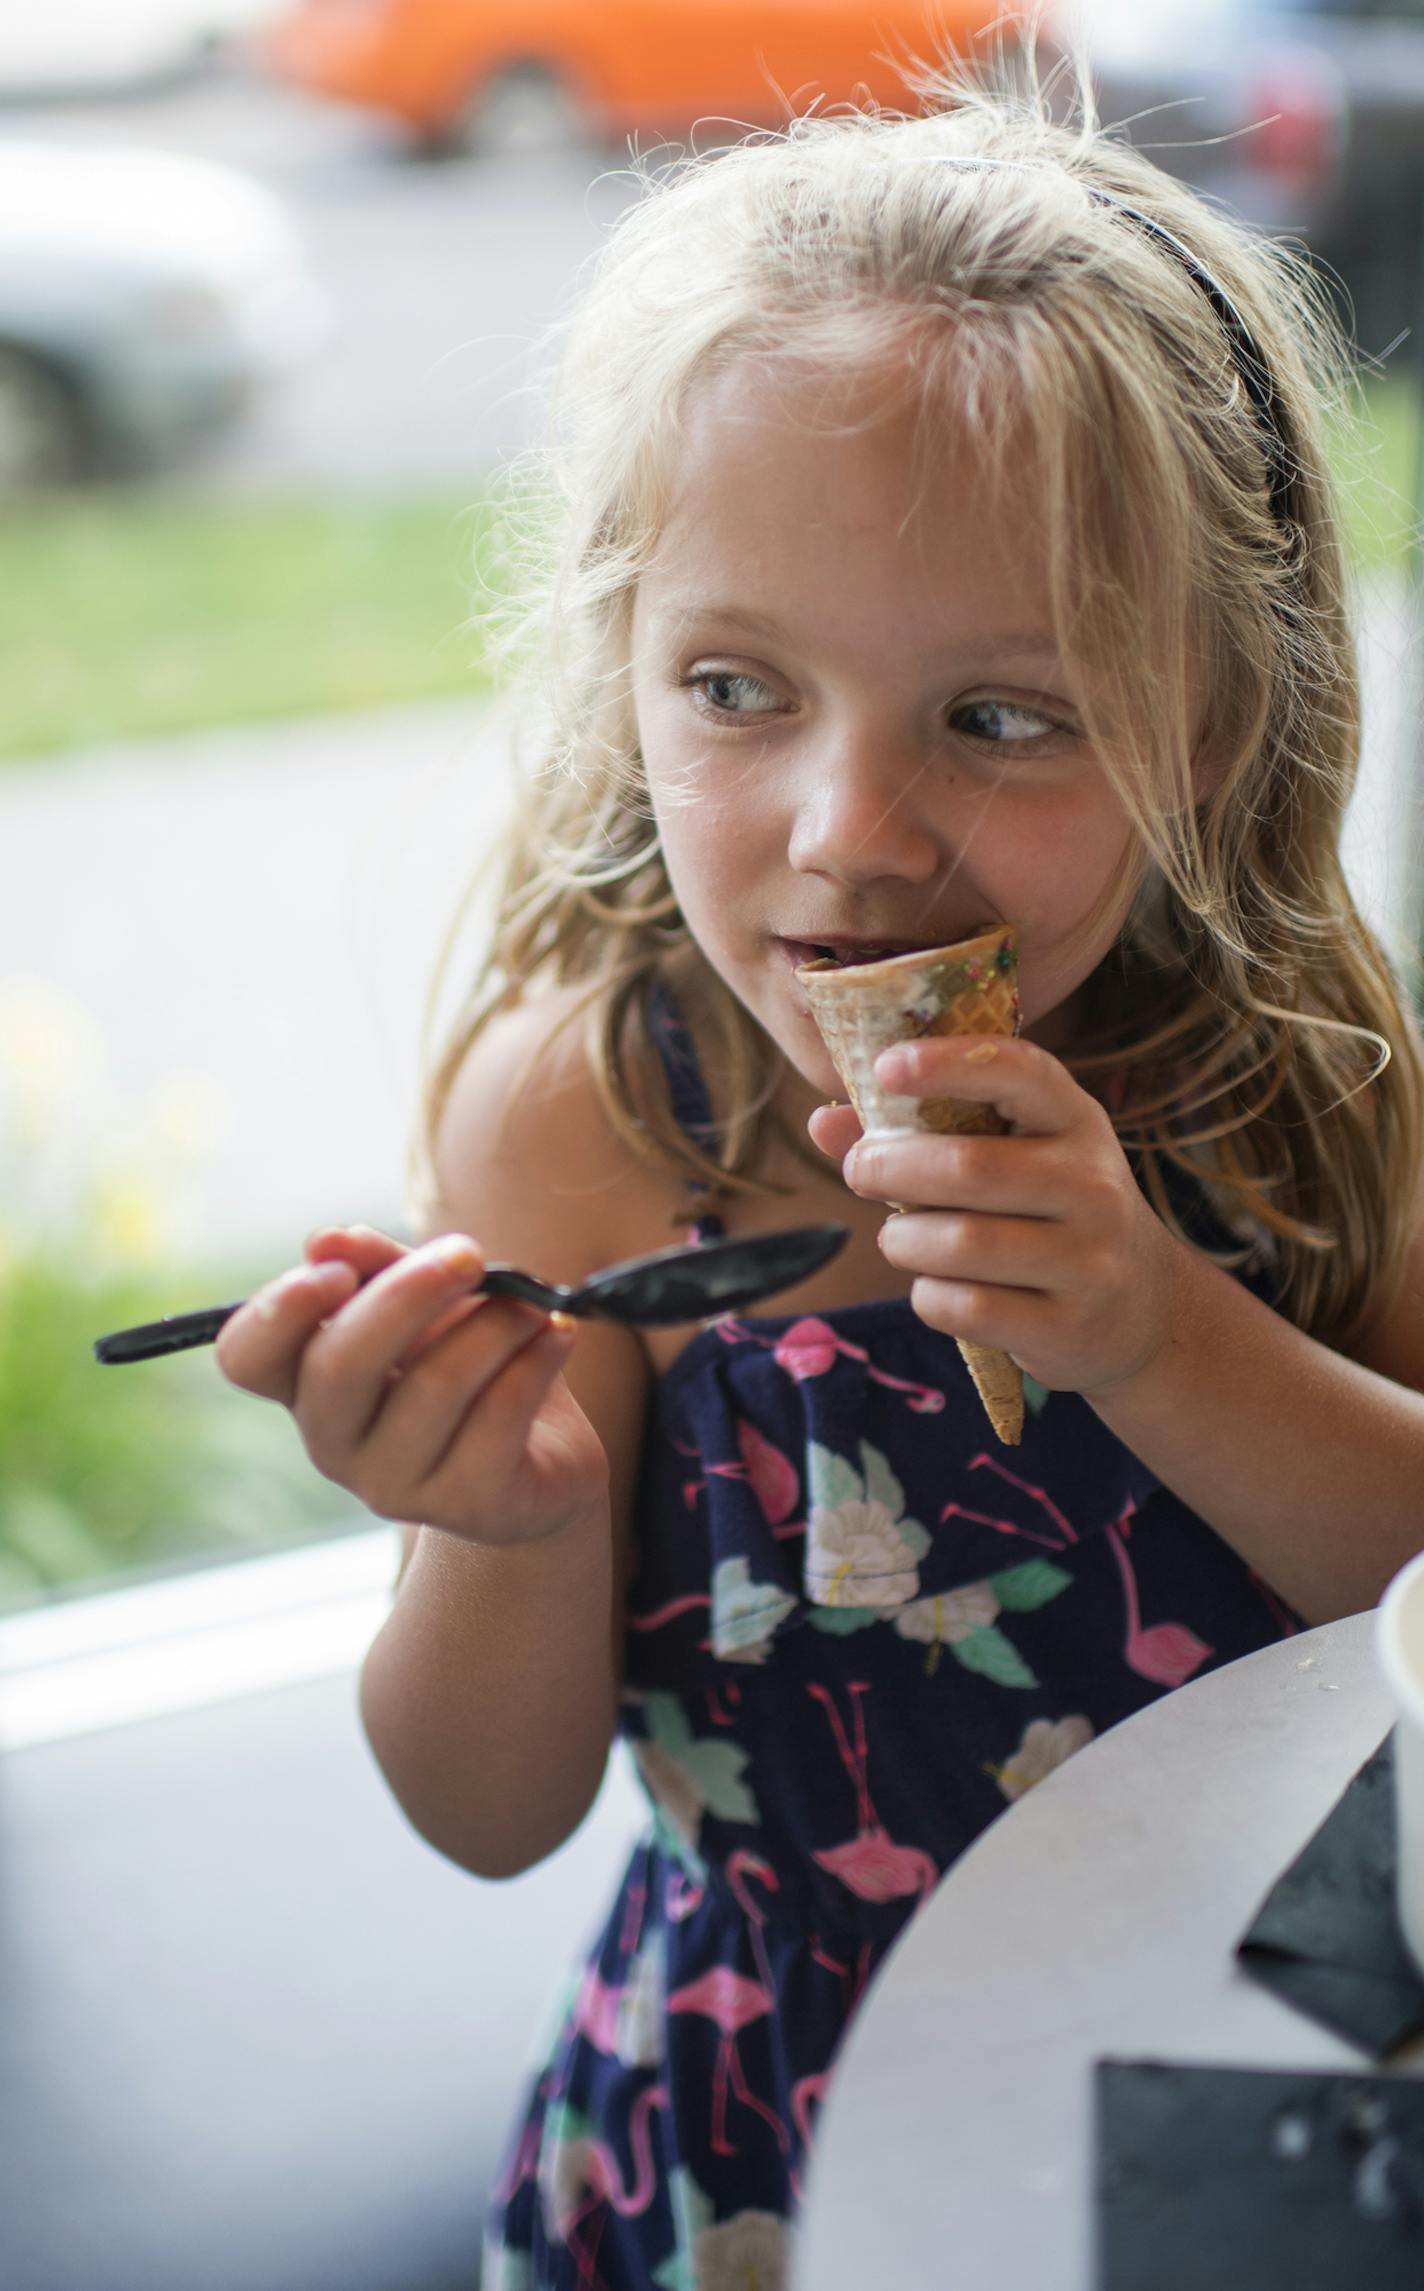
<box><xmin>797</xmin><ymin>925</ymin><xmax>1024</xmax><ymax>1444</ymax></box>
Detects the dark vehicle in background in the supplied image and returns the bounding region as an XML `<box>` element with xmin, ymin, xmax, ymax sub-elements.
<box><xmin>1083</xmin><ymin>0</ymin><xmax>1424</xmax><ymax>349</ymax></box>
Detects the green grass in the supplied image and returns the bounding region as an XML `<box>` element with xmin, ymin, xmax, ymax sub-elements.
<box><xmin>1334</xmin><ymin>374</ymin><xmax>1424</xmax><ymax>575</ymax></box>
<box><xmin>0</xmin><ymin>490</ymin><xmax>505</xmax><ymax>764</ymax></box>
<box><xmin>0</xmin><ymin>1244</ymin><xmax>357</xmax><ymax>1611</ymax></box>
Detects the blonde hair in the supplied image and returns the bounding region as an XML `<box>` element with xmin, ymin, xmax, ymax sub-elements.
<box><xmin>413</xmin><ymin>40</ymin><xmax>1424</xmax><ymax>1354</ymax></box>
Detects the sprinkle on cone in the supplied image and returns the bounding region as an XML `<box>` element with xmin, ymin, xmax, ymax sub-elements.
<box><xmin>798</xmin><ymin>925</ymin><xmax>1024</xmax><ymax>1444</ymax></box>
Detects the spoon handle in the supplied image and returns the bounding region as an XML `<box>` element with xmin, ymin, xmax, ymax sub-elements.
<box><xmin>93</xmin><ymin>1264</ymin><xmax>570</xmax><ymax>1364</ymax></box>
<box><xmin>94</xmin><ymin>1304</ymin><xmax>243</xmax><ymax>1363</ymax></box>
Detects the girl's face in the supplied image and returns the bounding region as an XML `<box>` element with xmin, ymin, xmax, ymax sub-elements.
<box><xmin>629</xmin><ymin>358</ymin><xmax>1151</xmax><ymax>1108</ymax></box>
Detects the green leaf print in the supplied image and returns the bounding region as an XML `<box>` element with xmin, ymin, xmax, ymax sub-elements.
<box><xmin>710</xmin><ymin>1555</ymin><xmax>798</xmax><ymax>1658</ymax></box>
<box><xmin>806</xmin><ymin>1604</ymin><xmax>879</xmax><ymax>1634</ymax></box>
<box><xmin>807</xmin><ymin>1438</ymin><xmax>864</xmax><ymax>1514</ymax></box>
<box><xmin>640</xmin><ymin>1689</ymin><xmax>759</xmax><ymax>1825</ymax></box>
<box><xmin>860</xmin><ymin>1439</ymin><xmax>907</xmax><ymax>1525</ymax></box>
<box><xmin>952</xmin><ymin>1623</ymin><xmax>1039</xmax><ymax>1688</ymax></box>
<box><xmin>645</xmin><ymin>1690</ymin><xmax>696</xmax><ymax>1760</ymax></box>
<box><xmin>989</xmin><ymin>1559</ymin><xmax>1073</xmax><ymax>1611</ymax></box>
<box><xmin>682</xmin><ymin>1738</ymin><xmax>759</xmax><ymax>1826</ymax></box>
<box><xmin>653</xmin><ymin>2166</ymin><xmax>716</xmax><ymax>2290</ymax></box>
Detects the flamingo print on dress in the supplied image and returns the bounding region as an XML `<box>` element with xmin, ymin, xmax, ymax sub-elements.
<box><xmin>807</xmin><ymin>1681</ymin><xmax>939</xmax><ymax>1905</ymax></box>
<box><xmin>715</xmin><ymin>1314</ymin><xmax>947</xmax><ymax>1414</ymax></box>
<box><xmin>538</xmin><ymin>2084</ymin><xmax>670</xmax><ymax>2285</ymax></box>
<box><xmin>942</xmin><ymin>1459</ymin><xmax>1214</xmax><ymax>1688</ymax></box>
<box><xmin>666</xmin><ymin>1850</ymin><xmax>792</xmax><ymax>2160</ymax></box>
<box><xmin>1104</xmin><ymin>1513</ymin><xmax>1213</xmax><ymax>1685</ymax></box>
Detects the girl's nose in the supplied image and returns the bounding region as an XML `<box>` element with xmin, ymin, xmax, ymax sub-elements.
<box><xmin>786</xmin><ymin>731</ymin><xmax>943</xmax><ymax>887</ymax></box>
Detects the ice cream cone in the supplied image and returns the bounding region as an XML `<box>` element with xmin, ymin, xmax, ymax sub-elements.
<box><xmin>798</xmin><ymin>925</ymin><xmax>1024</xmax><ymax>1444</ymax></box>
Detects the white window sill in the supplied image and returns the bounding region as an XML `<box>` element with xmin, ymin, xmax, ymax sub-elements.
<box><xmin>0</xmin><ymin>1525</ymin><xmax>399</xmax><ymax>1751</ymax></box>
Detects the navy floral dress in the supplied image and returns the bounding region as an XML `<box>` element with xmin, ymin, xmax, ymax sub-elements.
<box><xmin>480</xmin><ymin>985</ymin><xmax>1305</xmax><ymax>2290</ymax></box>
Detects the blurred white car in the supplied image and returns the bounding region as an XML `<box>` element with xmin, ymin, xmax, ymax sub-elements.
<box><xmin>0</xmin><ymin>5</ymin><xmax>285</xmax><ymax>94</ymax></box>
<box><xmin>0</xmin><ymin>139</ymin><xmax>328</xmax><ymax>488</ymax></box>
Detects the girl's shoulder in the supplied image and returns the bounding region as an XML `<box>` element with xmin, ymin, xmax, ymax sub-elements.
<box><xmin>426</xmin><ymin>985</ymin><xmax>671</xmax><ymax>1629</ymax></box>
<box><xmin>428</xmin><ymin>982</ymin><xmax>689</xmax><ymax>1281</ymax></box>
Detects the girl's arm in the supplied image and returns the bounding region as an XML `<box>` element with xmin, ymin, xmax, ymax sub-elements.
<box><xmin>814</xmin><ymin>1036</ymin><xmax>1424</xmax><ymax>1631</ymax></box>
<box><xmin>359</xmin><ymin>992</ymin><xmax>655</xmax><ymax>1879</ymax></box>
<box><xmin>1081</xmin><ymin>1208</ymin><xmax>1424</xmax><ymax>1628</ymax></box>
<box><xmin>221</xmin><ymin>990</ymin><xmax>652</xmax><ymax>1880</ymax></box>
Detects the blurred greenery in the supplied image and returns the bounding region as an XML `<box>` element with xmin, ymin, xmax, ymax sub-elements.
<box><xmin>0</xmin><ymin>374</ymin><xmax>1418</xmax><ymax>764</ymax></box>
<box><xmin>1334</xmin><ymin>374</ymin><xmax>1424</xmax><ymax>576</ymax></box>
<box><xmin>0</xmin><ymin>1244</ymin><xmax>356</xmax><ymax>1612</ymax></box>
<box><xmin>0</xmin><ymin>490</ymin><xmax>502</xmax><ymax>764</ymax></box>
<box><xmin>0</xmin><ymin>982</ymin><xmax>356</xmax><ymax>1613</ymax></box>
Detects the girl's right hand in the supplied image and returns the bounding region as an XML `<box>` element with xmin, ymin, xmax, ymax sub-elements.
<box><xmin>214</xmin><ymin>1224</ymin><xmax>610</xmax><ymax>1550</ymax></box>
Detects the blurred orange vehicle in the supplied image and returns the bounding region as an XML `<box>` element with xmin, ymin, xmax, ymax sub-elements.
<box><xmin>263</xmin><ymin>1</ymin><xmax>1038</xmax><ymax>157</ymax></box>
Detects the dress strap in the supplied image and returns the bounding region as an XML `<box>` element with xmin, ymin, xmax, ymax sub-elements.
<box><xmin>644</xmin><ymin>978</ymin><xmax>726</xmax><ymax>1242</ymax></box>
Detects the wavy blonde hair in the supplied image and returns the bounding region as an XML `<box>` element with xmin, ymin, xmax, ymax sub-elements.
<box><xmin>412</xmin><ymin>38</ymin><xmax>1423</xmax><ymax>1354</ymax></box>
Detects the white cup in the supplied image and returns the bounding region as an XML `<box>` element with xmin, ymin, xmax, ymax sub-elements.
<box><xmin>1375</xmin><ymin>1546</ymin><xmax>1424</xmax><ymax>1979</ymax></box>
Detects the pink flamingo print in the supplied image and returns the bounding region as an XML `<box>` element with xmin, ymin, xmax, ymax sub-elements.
<box><xmin>941</xmin><ymin>1454</ymin><xmax>1083</xmax><ymax>1550</ymax></box>
<box><xmin>665</xmin><ymin>1850</ymin><xmax>791</xmax><ymax>2159</ymax></box>
<box><xmin>715</xmin><ymin>1315</ymin><xmax>946</xmax><ymax>1414</ymax></box>
<box><xmin>1105</xmin><ymin>1514</ymin><xmax>1213</xmax><ymax>1685</ymax></box>
<box><xmin>808</xmin><ymin>1682</ymin><xmax>939</xmax><ymax>1905</ymax></box>
<box><xmin>559</xmin><ymin>2080</ymin><xmax>670</xmax><ymax>2289</ymax></box>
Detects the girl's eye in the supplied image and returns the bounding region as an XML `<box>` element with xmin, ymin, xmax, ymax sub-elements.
<box><xmin>950</xmin><ymin>697</ymin><xmax>1067</xmax><ymax>749</ymax></box>
<box><xmin>687</xmin><ymin>670</ymin><xmax>782</xmax><ymax>720</ymax></box>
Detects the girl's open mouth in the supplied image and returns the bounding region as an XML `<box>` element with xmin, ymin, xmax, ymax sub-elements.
<box><xmin>777</xmin><ymin>938</ymin><xmax>937</xmax><ymax>970</ymax></box>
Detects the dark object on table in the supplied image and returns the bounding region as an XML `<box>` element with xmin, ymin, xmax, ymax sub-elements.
<box><xmin>1236</xmin><ymin>1729</ymin><xmax>1424</xmax><ymax>2056</ymax></box>
<box><xmin>92</xmin><ymin>1222</ymin><xmax>851</xmax><ymax>1361</ymax></box>
<box><xmin>1094</xmin><ymin>2058</ymin><xmax>1424</xmax><ymax>2289</ymax></box>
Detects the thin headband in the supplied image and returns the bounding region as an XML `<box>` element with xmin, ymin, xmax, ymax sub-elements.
<box><xmin>932</xmin><ymin>155</ymin><xmax>1296</xmax><ymax>531</ymax></box>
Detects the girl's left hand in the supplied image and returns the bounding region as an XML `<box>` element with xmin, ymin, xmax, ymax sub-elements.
<box><xmin>807</xmin><ymin>1036</ymin><xmax>1189</xmax><ymax>1401</ymax></box>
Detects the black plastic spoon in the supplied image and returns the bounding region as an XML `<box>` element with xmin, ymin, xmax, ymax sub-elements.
<box><xmin>92</xmin><ymin>1223</ymin><xmax>851</xmax><ymax>1364</ymax></box>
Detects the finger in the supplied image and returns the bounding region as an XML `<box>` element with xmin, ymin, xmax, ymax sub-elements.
<box><xmin>878</xmin><ymin>1208</ymin><xmax>1057</xmax><ymax>1294</ymax></box>
<box><xmin>366</xmin><ymin>1303</ymin><xmax>576</xmax><ymax>1512</ymax></box>
<box><xmin>304</xmin><ymin>1223</ymin><xmax>407</xmax><ymax>1276</ymax></box>
<box><xmin>215</xmin><ymin>1259</ymin><xmax>361</xmax><ymax>1403</ymax></box>
<box><xmin>871</xmin><ymin>1036</ymin><xmax>1080</xmax><ymax>1141</ymax></box>
<box><xmin>845</xmin><ymin>1128</ymin><xmax>1067</xmax><ymax>1217</ymax></box>
<box><xmin>807</xmin><ymin>1101</ymin><xmax>862</xmax><ymax>1160</ymax></box>
<box><xmin>294</xmin><ymin>1233</ymin><xmax>519</xmax><ymax>1458</ymax></box>
<box><xmin>304</xmin><ymin>1224</ymin><xmax>483</xmax><ymax>1361</ymax></box>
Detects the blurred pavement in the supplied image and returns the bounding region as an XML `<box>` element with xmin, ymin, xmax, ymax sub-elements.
<box><xmin>9</xmin><ymin>691</ymin><xmax>513</xmax><ymax>1262</ymax></box>
<box><xmin>6</xmin><ymin>574</ymin><xmax>1422</xmax><ymax>1269</ymax></box>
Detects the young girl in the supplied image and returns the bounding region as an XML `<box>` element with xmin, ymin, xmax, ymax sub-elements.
<box><xmin>218</xmin><ymin>51</ymin><xmax>1424</xmax><ymax>2291</ymax></box>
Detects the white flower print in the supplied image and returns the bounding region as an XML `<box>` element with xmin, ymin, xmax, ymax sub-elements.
<box><xmin>616</xmin><ymin>1932</ymin><xmax>665</xmax><ymax>2069</ymax></box>
<box><xmin>805</xmin><ymin>1498</ymin><xmax>920</xmax><ymax>1608</ymax></box>
<box><xmin>693</xmin><ymin>2208</ymin><xmax>789</xmax><ymax>2289</ymax></box>
<box><xmin>893</xmin><ymin>1581</ymin><xmax>1001</xmax><ymax>1647</ymax></box>
<box><xmin>991</xmin><ymin>1714</ymin><xmax>1096</xmax><ymax>1801</ymax></box>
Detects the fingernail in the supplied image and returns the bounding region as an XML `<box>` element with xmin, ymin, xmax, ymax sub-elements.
<box><xmin>549</xmin><ymin>1310</ymin><xmax>576</xmax><ymax>1335</ymax></box>
<box><xmin>874</xmin><ymin>1050</ymin><xmax>910</xmax><ymax>1086</ymax></box>
<box><xmin>429</xmin><ymin>1234</ymin><xmax>482</xmax><ymax>1273</ymax></box>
